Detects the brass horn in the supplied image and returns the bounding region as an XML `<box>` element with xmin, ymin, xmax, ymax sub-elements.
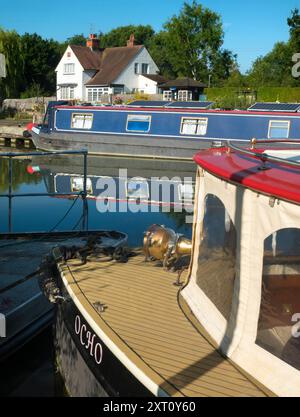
<box><xmin>143</xmin><ymin>224</ymin><xmax>192</xmax><ymax>269</ymax></box>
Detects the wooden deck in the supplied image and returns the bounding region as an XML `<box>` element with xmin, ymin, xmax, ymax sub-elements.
<box><xmin>60</xmin><ymin>253</ymin><xmax>269</xmax><ymax>397</ymax></box>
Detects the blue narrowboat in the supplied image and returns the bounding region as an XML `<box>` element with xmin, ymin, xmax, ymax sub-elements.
<box><xmin>31</xmin><ymin>101</ymin><xmax>300</xmax><ymax>159</ymax></box>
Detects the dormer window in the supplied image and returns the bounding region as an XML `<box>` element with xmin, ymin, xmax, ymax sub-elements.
<box><xmin>64</xmin><ymin>63</ymin><xmax>75</xmax><ymax>74</ymax></box>
<box><xmin>134</xmin><ymin>63</ymin><xmax>139</xmax><ymax>74</ymax></box>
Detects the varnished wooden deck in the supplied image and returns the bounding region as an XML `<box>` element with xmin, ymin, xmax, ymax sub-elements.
<box><xmin>59</xmin><ymin>253</ymin><xmax>268</xmax><ymax>397</ymax></box>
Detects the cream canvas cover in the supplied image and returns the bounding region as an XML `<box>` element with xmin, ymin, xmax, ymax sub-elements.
<box><xmin>182</xmin><ymin>167</ymin><xmax>300</xmax><ymax>396</ymax></box>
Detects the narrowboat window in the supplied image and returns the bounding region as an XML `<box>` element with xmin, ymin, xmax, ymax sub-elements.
<box><xmin>180</xmin><ymin>118</ymin><xmax>208</xmax><ymax>136</ymax></box>
<box><xmin>196</xmin><ymin>194</ymin><xmax>236</xmax><ymax>321</ymax></box>
<box><xmin>268</xmin><ymin>120</ymin><xmax>290</xmax><ymax>139</ymax></box>
<box><xmin>126</xmin><ymin>178</ymin><xmax>149</xmax><ymax>199</ymax></box>
<box><xmin>71</xmin><ymin>177</ymin><xmax>93</xmax><ymax>194</ymax></box>
<box><xmin>178</xmin><ymin>183</ymin><xmax>194</xmax><ymax>201</ymax></box>
<box><xmin>71</xmin><ymin>113</ymin><xmax>93</xmax><ymax>129</ymax></box>
<box><xmin>126</xmin><ymin>115</ymin><xmax>151</xmax><ymax>133</ymax></box>
<box><xmin>256</xmin><ymin>228</ymin><xmax>300</xmax><ymax>370</ymax></box>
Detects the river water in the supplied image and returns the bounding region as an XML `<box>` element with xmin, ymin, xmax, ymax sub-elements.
<box><xmin>0</xmin><ymin>148</ymin><xmax>196</xmax><ymax>396</ymax></box>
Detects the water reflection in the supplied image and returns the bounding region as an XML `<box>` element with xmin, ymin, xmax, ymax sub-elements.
<box><xmin>0</xmin><ymin>152</ymin><xmax>195</xmax><ymax>245</ymax></box>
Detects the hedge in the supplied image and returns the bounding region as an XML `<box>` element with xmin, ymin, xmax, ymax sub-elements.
<box><xmin>204</xmin><ymin>87</ymin><xmax>300</xmax><ymax>109</ymax></box>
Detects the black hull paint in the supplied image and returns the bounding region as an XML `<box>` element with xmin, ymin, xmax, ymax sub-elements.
<box><xmin>55</xmin><ymin>288</ymin><xmax>153</xmax><ymax>397</ymax></box>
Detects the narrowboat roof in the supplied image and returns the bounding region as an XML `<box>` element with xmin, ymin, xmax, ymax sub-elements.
<box><xmin>194</xmin><ymin>143</ymin><xmax>300</xmax><ymax>204</ymax></box>
<box><xmin>53</xmin><ymin>104</ymin><xmax>300</xmax><ymax>117</ymax></box>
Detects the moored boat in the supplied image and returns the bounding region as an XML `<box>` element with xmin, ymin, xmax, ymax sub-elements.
<box><xmin>30</xmin><ymin>100</ymin><xmax>300</xmax><ymax>159</ymax></box>
<box><xmin>50</xmin><ymin>139</ymin><xmax>300</xmax><ymax>396</ymax></box>
<box><xmin>0</xmin><ymin>230</ymin><xmax>126</xmax><ymax>361</ymax></box>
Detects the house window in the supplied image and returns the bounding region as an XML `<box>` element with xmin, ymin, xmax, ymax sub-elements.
<box><xmin>60</xmin><ymin>86</ymin><xmax>75</xmax><ymax>100</ymax></box>
<box><xmin>134</xmin><ymin>63</ymin><xmax>139</xmax><ymax>74</ymax></box>
<box><xmin>126</xmin><ymin>115</ymin><xmax>151</xmax><ymax>132</ymax></box>
<box><xmin>141</xmin><ymin>63</ymin><xmax>149</xmax><ymax>74</ymax></box>
<box><xmin>163</xmin><ymin>90</ymin><xmax>172</xmax><ymax>101</ymax></box>
<box><xmin>178</xmin><ymin>90</ymin><xmax>192</xmax><ymax>101</ymax></box>
<box><xmin>256</xmin><ymin>228</ymin><xmax>300</xmax><ymax>370</ymax></box>
<box><xmin>268</xmin><ymin>120</ymin><xmax>290</xmax><ymax>139</ymax></box>
<box><xmin>180</xmin><ymin>117</ymin><xmax>208</xmax><ymax>135</ymax></box>
<box><xmin>64</xmin><ymin>63</ymin><xmax>75</xmax><ymax>74</ymax></box>
<box><xmin>87</xmin><ymin>87</ymin><xmax>109</xmax><ymax>102</ymax></box>
<box><xmin>71</xmin><ymin>113</ymin><xmax>93</xmax><ymax>129</ymax></box>
<box><xmin>113</xmin><ymin>86</ymin><xmax>124</xmax><ymax>95</ymax></box>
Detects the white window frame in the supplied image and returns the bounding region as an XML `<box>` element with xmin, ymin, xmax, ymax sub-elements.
<box><xmin>134</xmin><ymin>63</ymin><xmax>139</xmax><ymax>74</ymax></box>
<box><xmin>70</xmin><ymin>176</ymin><xmax>93</xmax><ymax>194</ymax></box>
<box><xmin>268</xmin><ymin>120</ymin><xmax>290</xmax><ymax>139</ymax></box>
<box><xmin>178</xmin><ymin>90</ymin><xmax>192</xmax><ymax>101</ymax></box>
<box><xmin>180</xmin><ymin>117</ymin><xmax>208</xmax><ymax>136</ymax></box>
<box><xmin>126</xmin><ymin>114</ymin><xmax>152</xmax><ymax>133</ymax></box>
<box><xmin>86</xmin><ymin>87</ymin><xmax>109</xmax><ymax>102</ymax></box>
<box><xmin>141</xmin><ymin>63</ymin><xmax>149</xmax><ymax>74</ymax></box>
<box><xmin>163</xmin><ymin>90</ymin><xmax>172</xmax><ymax>101</ymax></box>
<box><xmin>60</xmin><ymin>85</ymin><xmax>75</xmax><ymax>100</ymax></box>
<box><xmin>63</xmin><ymin>63</ymin><xmax>75</xmax><ymax>74</ymax></box>
<box><xmin>71</xmin><ymin>113</ymin><xmax>94</xmax><ymax>130</ymax></box>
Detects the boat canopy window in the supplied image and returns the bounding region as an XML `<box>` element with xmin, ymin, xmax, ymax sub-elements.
<box><xmin>71</xmin><ymin>113</ymin><xmax>93</xmax><ymax>129</ymax></box>
<box><xmin>256</xmin><ymin>228</ymin><xmax>300</xmax><ymax>371</ymax></box>
<box><xmin>126</xmin><ymin>178</ymin><xmax>149</xmax><ymax>199</ymax></box>
<box><xmin>180</xmin><ymin>117</ymin><xmax>208</xmax><ymax>136</ymax></box>
<box><xmin>268</xmin><ymin>120</ymin><xmax>290</xmax><ymax>139</ymax></box>
<box><xmin>196</xmin><ymin>194</ymin><xmax>236</xmax><ymax>321</ymax></box>
<box><xmin>126</xmin><ymin>115</ymin><xmax>151</xmax><ymax>133</ymax></box>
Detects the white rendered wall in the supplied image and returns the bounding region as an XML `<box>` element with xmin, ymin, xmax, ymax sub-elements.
<box><xmin>113</xmin><ymin>47</ymin><xmax>159</xmax><ymax>93</ymax></box>
<box><xmin>56</xmin><ymin>46</ymin><xmax>84</xmax><ymax>100</ymax></box>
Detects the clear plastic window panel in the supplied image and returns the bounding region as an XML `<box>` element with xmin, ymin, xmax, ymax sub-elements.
<box><xmin>256</xmin><ymin>228</ymin><xmax>300</xmax><ymax>370</ymax></box>
<box><xmin>196</xmin><ymin>194</ymin><xmax>237</xmax><ymax>321</ymax></box>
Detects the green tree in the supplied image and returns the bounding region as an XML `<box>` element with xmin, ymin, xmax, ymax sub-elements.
<box><xmin>100</xmin><ymin>25</ymin><xmax>155</xmax><ymax>49</ymax></box>
<box><xmin>288</xmin><ymin>8</ymin><xmax>300</xmax><ymax>51</ymax></box>
<box><xmin>65</xmin><ymin>33</ymin><xmax>87</xmax><ymax>46</ymax></box>
<box><xmin>158</xmin><ymin>1</ymin><xmax>234</xmax><ymax>84</ymax></box>
<box><xmin>20</xmin><ymin>33</ymin><xmax>61</xmax><ymax>96</ymax></box>
<box><xmin>148</xmin><ymin>31</ymin><xmax>177</xmax><ymax>79</ymax></box>
<box><xmin>247</xmin><ymin>42</ymin><xmax>294</xmax><ymax>87</ymax></box>
<box><xmin>0</xmin><ymin>28</ymin><xmax>24</xmax><ymax>99</ymax></box>
<box><xmin>246</xmin><ymin>9</ymin><xmax>300</xmax><ymax>87</ymax></box>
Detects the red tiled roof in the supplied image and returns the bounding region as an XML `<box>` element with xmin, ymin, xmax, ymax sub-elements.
<box><xmin>70</xmin><ymin>45</ymin><xmax>102</xmax><ymax>70</ymax></box>
<box><xmin>85</xmin><ymin>45</ymin><xmax>143</xmax><ymax>86</ymax></box>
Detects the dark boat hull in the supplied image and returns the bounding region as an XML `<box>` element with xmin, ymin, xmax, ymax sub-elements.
<box><xmin>31</xmin><ymin>130</ymin><xmax>214</xmax><ymax>160</ymax></box>
<box><xmin>55</xmin><ymin>288</ymin><xmax>153</xmax><ymax>397</ymax></box>
<box><xmin>0</xmin><ymin>231</ymin><xmax>120</xmax><ymax>361</ymax></box>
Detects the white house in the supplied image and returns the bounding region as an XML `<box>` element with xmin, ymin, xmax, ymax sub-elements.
<box><xmin>56</xmin><ymin>34</ymin><xmax>164</xmax><ymax>101</ymax></box>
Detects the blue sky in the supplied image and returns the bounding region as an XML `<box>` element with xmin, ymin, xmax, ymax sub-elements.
<box><xmin>0</xmin><ymin>0</ymin><xmax>298</xmax><ymax>73</ymax></box>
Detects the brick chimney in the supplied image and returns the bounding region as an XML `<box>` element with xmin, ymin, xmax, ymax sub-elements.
<box><xmin>127</xmin><ymin>34</ymin><xmax>135</xmax><ymax>47</ymax></box>
<box><xmin>86</xmin><ymin>34</ymin><xmax>100</xmax><ymax>50</ymax></box>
